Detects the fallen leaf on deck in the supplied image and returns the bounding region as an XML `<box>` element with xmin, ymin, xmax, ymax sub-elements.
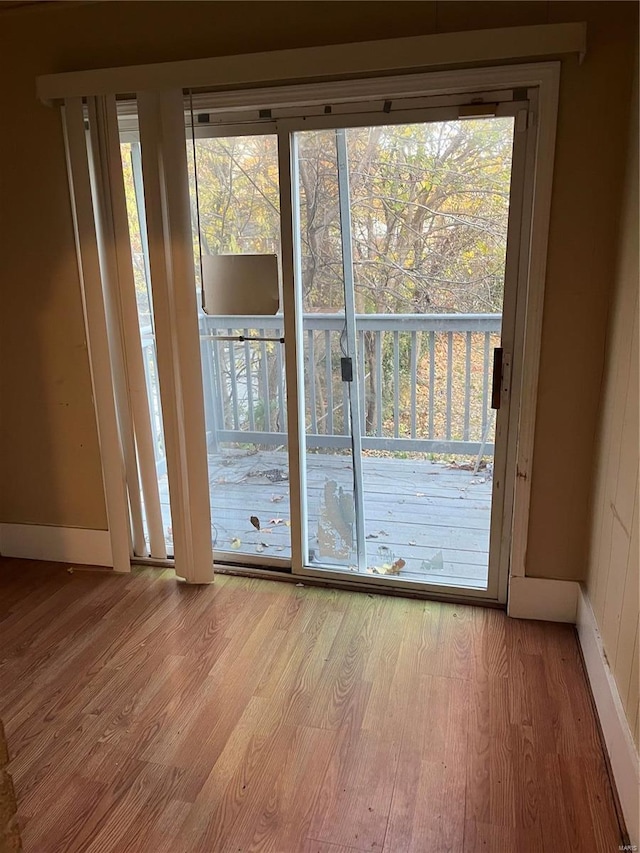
<box><xmin>270</xmin><ymin>495</ymin><xmax>285</xmax><ymax>503</ymax></box>
<box><xmin>416</xmin><ymin>492</ymin><xmax>426</xmax><ymax>497</ymax></box>
<box><xmin>367</xmin><ymin>557</ymin><xmax>405</xmax><ymax>576</ymax></box>
<box><xmin>250</xmin><ymin>515</ymin><xmax>261</xmax><ymax>530</ymax></box>
<box><xmin>378</xmin><ymin>530</ymin><xmax>389</xmax><ymax>536</ymax></box>
<box><xmin>408</xmin><ymin>540</ymin><xmax>417</xmax><ymax>546</ymax></box>
<box><xmin>231</xmin><ymin>537</ymin><xmax>241</xmax><ymax>549</ymax></box>
<box><xmin>366</xmin><ymin>533</ymin><xmax>379</xmax><ymax>539</ymax></box>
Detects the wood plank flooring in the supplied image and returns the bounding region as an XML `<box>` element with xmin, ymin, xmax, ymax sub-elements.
<box><xmin>0</xmin><ymin>558</ymin><xmax>622</xmax><ymax>852</ymax></box>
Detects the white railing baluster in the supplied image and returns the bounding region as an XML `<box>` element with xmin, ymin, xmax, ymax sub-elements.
<box><xmin>410</xmin><ymin>330</ymin><xmax>418</xmax><ymax>439</ymax></box>
<box><xmin>358</xmin><ymin>328</ymin><xmax>366</xmax><ymax>433</ymax></box>
<box><xmin>464</xmin><ymin>330</ymin><xmax>472</xmax><ymax>442</ymax></box>
<box><xmin>307</xmin><ymin>329</ymin><xmax>318</xmax><ymax>435</ymax></box>
<box><xmin>393</xmin><ymin>329</ymin><xmax>400</xmax><ymax>439</ymax></box>
<box><xmin>375</xmin><ymin>330</ymin><xmax>383</xmax><ymax>437</ymax></box>
<box><xmin>429</xmin><ymin>330</ymin><xmax>435</xmax><ymax>440</ymax></box>
<box><xmin>244</xmin><ymin>330</ymin><xmax>255</xmax><ymax>432</ymax></box>
<box><xmin>482</xmin><ymin>331</ymin><xmax>490</xmax><ymax>437</ymax></box>
<box><xmin>212</xmin><ymin>332</ymin><xmax>227</xmax><ymax>432</ymax></box>
<box><xmin>200</xmin><ymin>330</ymin><xmax>218</xmax><ymax>451</ymax></box>
<box><xmin>227</xmin><ymin>332</ymin><xmax>239</xmax><ymax>430</ymax></box>
<box><xmin>446</xmin><ymin>331</ymin><xmax>453</xmax><ymax>441</ymax></box>
<box><xmin>342</xmin><ymin>379</ymin><xmax>349</xmax><ymax>436</ymax></box>
<box><xmin>325</xmin><ymin>329</ymin><xmax>333</xmax><ymax>436</ymax></box>
<box><xmin>259</xmin><ymin>330</ymin><xmax>271</xmax><ymax>433</ymax></box>
<box><xmin>276</xmin><ymin>325</ymin><xmax>286</xmax><ymax>432</ymax></box>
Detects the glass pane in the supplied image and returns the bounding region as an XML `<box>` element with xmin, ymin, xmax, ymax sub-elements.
<box><xmin>295</xmin><ymin>118</ymin><xmax>514</xmax><ymax>588</ymax></box>
<box><xmin>342</xmin><ymin>118</ymin><xmax>514</xmax><ymax>589</ymax></box>
<box><xmin>295</xmin><ymin>129</ymin><xmax>358</xmax><ymax>572</ymax></box>
<box><xmin>187</xmin><ymin>132</ymin><xmax>291</xmax><ymax>562</ymax></box>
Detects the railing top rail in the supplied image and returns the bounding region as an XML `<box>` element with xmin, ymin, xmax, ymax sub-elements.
<box><xmin>141</xmin><ymin>313</ymin><xmax>502</xmax><ymax>344</ymax></box>
<box><xmin>194</xmin><ymin>312</ymin><xmax>502</xmax><ymax>333</ymax></box>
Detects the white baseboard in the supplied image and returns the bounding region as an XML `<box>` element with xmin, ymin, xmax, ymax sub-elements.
<box><xmin>577</xmin><ymin>586</ymin><xmax>639</xmax><ymax>847</ymax></box>
<box><xmin>0</xmin><ymin>523</ymin><xmax>113</xmax><ymax>567</ymax></box>
<box><xmin>507</xmin><ymin>575</ymin><xmax>579</xmax><ymax>622</ymax></box>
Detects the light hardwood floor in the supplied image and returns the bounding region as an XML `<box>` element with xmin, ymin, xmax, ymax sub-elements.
<box><xmin>0</xmin><ymin>558</ymin><xmax>623</xmax><ymax>852</ymax></box>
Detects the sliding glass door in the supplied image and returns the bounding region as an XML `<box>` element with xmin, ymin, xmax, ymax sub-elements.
<box><xmin>117</xmin><ymin>88</ymin><xmax>528</xmax><ymax>600</ymax></box>
<box><xmin>292</xmin><ymin>115</ymin><xmax>516</xmax><ymax>594</ymax></box>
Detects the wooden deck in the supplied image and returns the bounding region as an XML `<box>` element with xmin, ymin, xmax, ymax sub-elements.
<box><xmin>158</xmin><ymin>449</ymin><xmax>492</xmax><ymax>589</ymax></box>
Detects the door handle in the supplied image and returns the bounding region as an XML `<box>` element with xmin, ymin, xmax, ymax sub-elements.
<box><xmin>491</xmin><ymin>347</ymin><xmax>503</xmax><ymax>410</ymax></box>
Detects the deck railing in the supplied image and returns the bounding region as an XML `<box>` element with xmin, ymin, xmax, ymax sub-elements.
<box><xmin>141</xmin><ymin>312</ymin><xmax>501</xmax><ymax>465</ymax></box>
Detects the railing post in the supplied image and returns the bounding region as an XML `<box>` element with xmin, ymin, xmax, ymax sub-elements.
<box><xmin>199</xmin><ymin>315</ymin><xmax>219</xmax><ymax>453</ymax></box>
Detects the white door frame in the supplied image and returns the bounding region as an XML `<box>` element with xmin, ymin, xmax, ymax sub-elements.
<box><xmin>259</xmin><ymin>65</ymin><xmax>558</xmax><ymax>603</ymax></box>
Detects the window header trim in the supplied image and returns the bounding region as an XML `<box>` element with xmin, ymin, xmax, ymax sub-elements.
<box><xmin>37</xmin><ymin>22</ymin><xmax>585</xmax><ymax>104</ymax></box>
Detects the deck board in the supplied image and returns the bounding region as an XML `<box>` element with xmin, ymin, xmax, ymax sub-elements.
<box><xmin>157</xmin><ymin>450</ymin><xmax>493</xmax><ymax>588</ymax></box>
